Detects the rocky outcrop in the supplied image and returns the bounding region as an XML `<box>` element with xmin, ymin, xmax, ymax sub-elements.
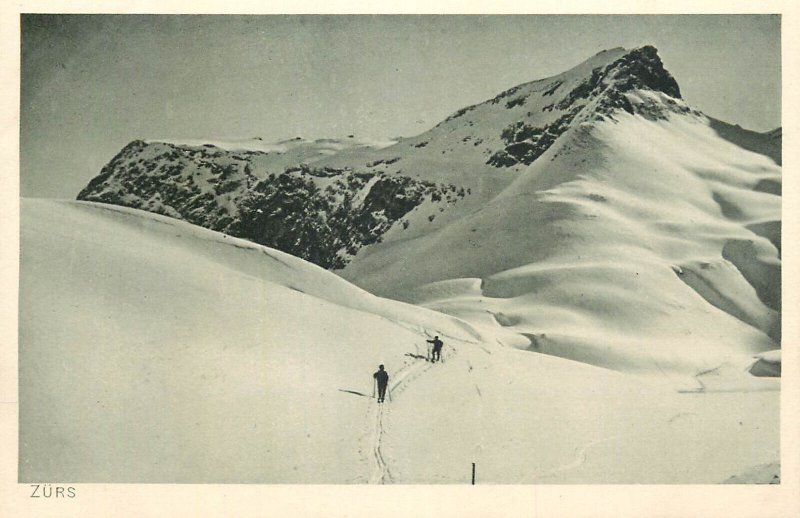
<box><xmin>77</xmin><ymin>140</ymin><xmax>465</xmax><ymax>269</ymax></box>
<box><xmin>488</xmin><ymin>45</ymin><xmax>693</xmax><ymax>168</ymax></box>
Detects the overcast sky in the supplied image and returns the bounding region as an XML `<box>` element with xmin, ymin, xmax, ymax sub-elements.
<box><xmin>21</xmin><ymin>14</ymin><xmax>780</xmax><ymax>198</ymax></box>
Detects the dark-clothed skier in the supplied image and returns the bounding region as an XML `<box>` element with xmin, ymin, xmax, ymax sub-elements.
<box><xmin>427</xmin><ymin>336</ymin><xmax>444</xmax><ymax>363</ymax></box>
<box><xmin>373</xmin><ymin>365</ymin><xmax>389</xmax><ymax>403</ymax></box>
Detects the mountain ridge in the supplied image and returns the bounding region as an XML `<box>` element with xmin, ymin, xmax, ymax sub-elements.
<box><xmin>77</xmin><ymin>45</ymin><xmax>717</xmax><ymax>269</ymax></box>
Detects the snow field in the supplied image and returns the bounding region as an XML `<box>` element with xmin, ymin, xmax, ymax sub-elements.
<box><xmin>381</xmin><ymin>335</ymin><xmax>777</xmax><ymax>484</ymax></box>
<box><xmin>19</xmin><ymin>199</ymin><xmax>778</xmax><ymax>483</ymax></box>
<box><xmin>19</xmin><ymin>199</ymin><xmax>471</xmax><ymax>482</ymax></box>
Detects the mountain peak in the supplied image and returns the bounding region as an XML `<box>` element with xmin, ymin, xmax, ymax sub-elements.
<box><xmin>609</xmin><ymin>45</ymin><xmax>681</xmax><ymax>99</ymax></box>
<box><xmin>477</xmin><ymin>45</ymin><xmax>691</xmax><ymax>168</ymax></box>
<box><xmin>560</xmin><ymin>45</ymin><xmax>682</xmax><ymax>114</ymax></box>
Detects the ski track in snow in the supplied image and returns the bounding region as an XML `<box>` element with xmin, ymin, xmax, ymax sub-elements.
<box><xmin>367</xmin><ymin>344</ymin><xmax>456</xmax><ymax>483</ymax></box>
<box><xmin>532</xmin><ymin>435</ymin><xmax>619</xmax><ymax>482</ymax></box>
<box><xmin>369</xmin><ymin>404</ymin><xmax>393</xmax><ymax>484</ymax></box>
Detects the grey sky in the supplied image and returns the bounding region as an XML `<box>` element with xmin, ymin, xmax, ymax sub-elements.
<box><xmin>21</xmin><ymin>14</ymin><xmax>781</xmax><ymax>199</ymax></box>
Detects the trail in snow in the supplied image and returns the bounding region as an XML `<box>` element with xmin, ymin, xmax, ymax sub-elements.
<box><xmin>369</xmin><ymin>404</ymin><xmax>392</xmax><ymax>484</ymax></box>
<box><xmin>367</xmin><ymin>344</ymin><xmax>457</xmax><ymax>483</ymax></box>
<box><xmin>532</xmin><ymin>436</ymin><xmax>619</xmax><ymax>482</ymax></box>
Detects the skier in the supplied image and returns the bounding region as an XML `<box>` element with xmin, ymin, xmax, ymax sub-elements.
<box><xmin>427</xmin><ymin>335</ymin><xmax>444</xmax><ymax>363</ymax></box>
<box><xmin>373</xmin><ymin>365</ymin><xmax>389</xmax><ymax>403</ymax></box>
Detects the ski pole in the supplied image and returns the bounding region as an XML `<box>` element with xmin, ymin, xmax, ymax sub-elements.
<box><xmin>373</xmin><ymin>378</ymin><xmax>376</xmax><ymax>398</ymax></box>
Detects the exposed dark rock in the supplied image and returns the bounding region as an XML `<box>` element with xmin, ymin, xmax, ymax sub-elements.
<box><xmin>489</xmin><ymin>85</ymin><xmax>521</xmax><ymax>104</ymax></box>
<box><xmin>490</xmin><ymin>46</ymin><xmax>689</xmax><ymax>167</ymax></box>
<box><xmin>78</xmin><ymin>141</ymin><xmax>465</xmax><ymax>269</ymax></box>
<box><xmin>542</xmin><ymin>80</ymin><xmax>563</xmax><ymax>96</ymax></box>
<box><xmin>443</xmin><ymin>104</ymin><xmax>477</xmax><ymax>122</ymax></box>
<box><xmin>505</xmin><ymin>96</ymin><xmax>527</xmax><ymax>108</ymax></box>
<box><xmin>607</xmin><ymin>45</ymin><xmax>681</xmax><ymax>99</ymax></box>
<box><xmin>488</xmin><ymin>111</ymin><xmax>579</xmax><ymax>167</ymax></box>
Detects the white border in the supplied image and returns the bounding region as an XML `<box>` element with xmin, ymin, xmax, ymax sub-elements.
<box><xmin>2</xmin><ymin>2</ymin><xmax>797</xmax><ymax>517</ymax></box>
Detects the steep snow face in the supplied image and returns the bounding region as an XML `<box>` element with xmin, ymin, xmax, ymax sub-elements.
<box><xmin>19</xmin><ymin>200</ymin><xmax>778</xmax><ymax>484</ymax></box>
<box><xmin>341</xmin><ymin>113</ymin><xmax>781</xmax><ymax>376</ymax></box>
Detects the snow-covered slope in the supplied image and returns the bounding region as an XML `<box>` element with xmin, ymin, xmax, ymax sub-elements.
<box><xmin>707</xmin><ymin>118</ymin><xmax>782</xmax><ymax>166</ymax></box>
<box><xmin>338</xmin><ymin>48</ymin><xmax>781</xmax><ymax>379</ymax></box>
<box><xmin>19</xmin><ymin>199</ymin><xmax>778</xmax><ymax>483</ymax></box>
<box><xmin>342</xmin><ymin>112</ymin><xmax>781</xmax><ymax>376</ymax></box>
<box><xmin>18</xmin><ymin>198</ymin><xmax>476</xmax><ymax>483</ymax></box>
<box><xmin>75</xmin><ymin>48</ymin><xmax>781</xmax><ymax>379</ymax></box>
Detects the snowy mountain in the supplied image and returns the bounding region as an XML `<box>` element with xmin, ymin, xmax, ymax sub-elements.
<box><xmin>77</xmin><ymin>46</ymin><xmax>719</xmax><ymax>269</ymax></box>
<box><xmin>336</xmin><ymin>46</ymin><xmax>782</xmax><ymax>378</ymax></box>
<box><xmin>344</xmin><ymin>113</ymin><xmax>782</xmax><ymax>371</ymax></box>
<box><xmin>19</xmin><ymin>199</ymin><xmax>779</xmax><ymax>483</ymax></box>
<box><xmin>78</xmin><ymin>45</ymin><xmax>779</xmax><ymax>371</ymax></box>
<box><xmin>48</xmin><ymin>46</ymin><xmax>782</xmax><ymax>483</ymax></box>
